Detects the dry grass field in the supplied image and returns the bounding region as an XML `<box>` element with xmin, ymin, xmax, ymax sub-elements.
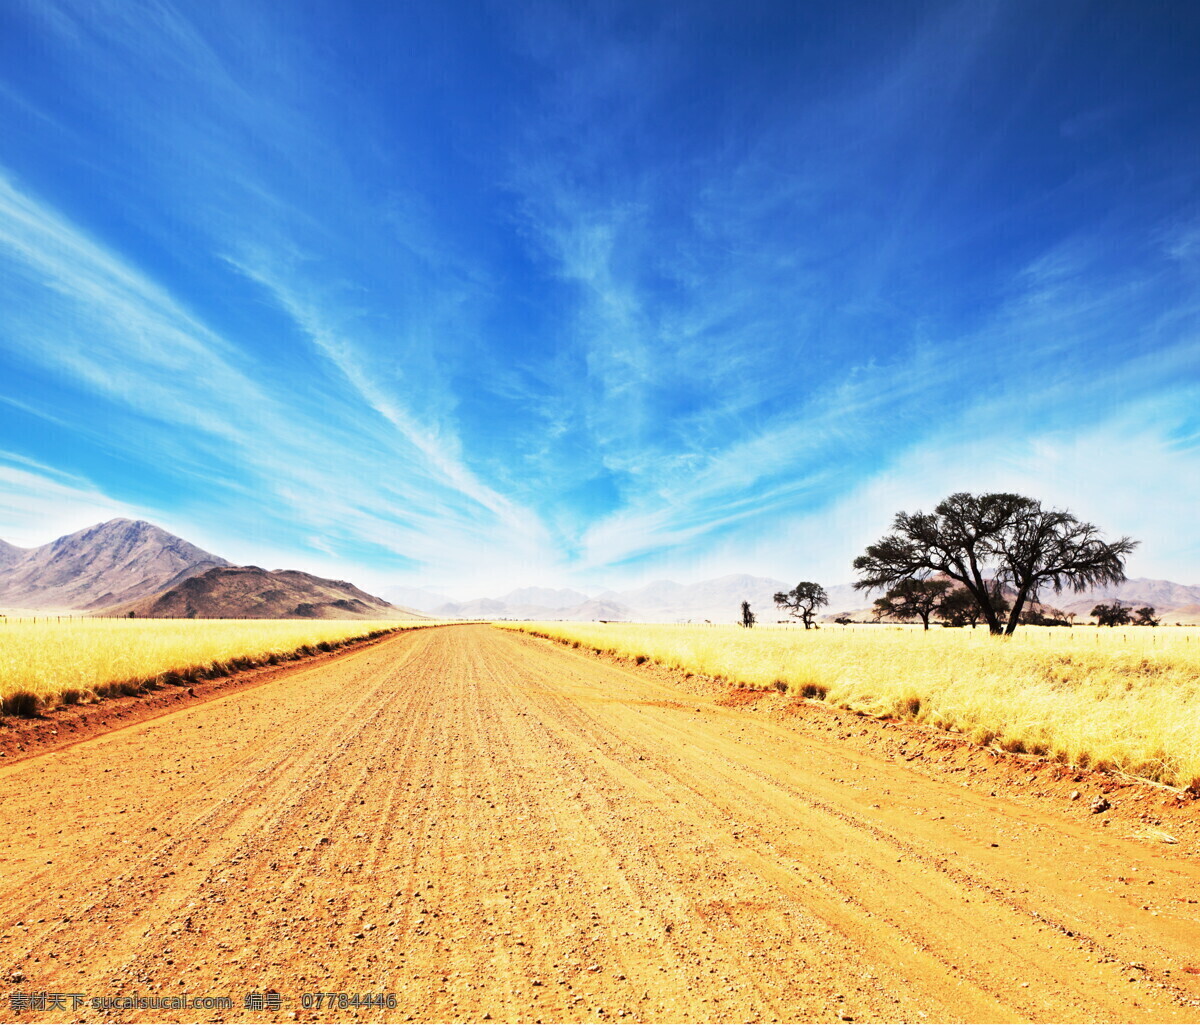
<box><xmin>0</xmin><ymin>616</ymin><xmax>426</xmax><ymax>715</ymax></box>
<box><xmin>503</xmin><ymin>621</ymin><xmax>1200</xmax><ymax>789</ymax></box>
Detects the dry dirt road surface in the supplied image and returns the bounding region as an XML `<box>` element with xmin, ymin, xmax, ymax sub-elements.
<box><xmin>2</xmin><ymin>624</ymin><xmax>1199</xmax><ymax>1024</ymax></box>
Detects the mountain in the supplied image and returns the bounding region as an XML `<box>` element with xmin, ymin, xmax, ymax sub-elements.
<box><xmin>824</xmin><ymin>576</ymin><xmax>1200</xmax><ymax>624</ymax></box>
<box><xmin>1164</xmin><ymin>604</ymin><xmax>1200</xmax><ymax>625</ymax></box>
<box><xmin>434</xmin><ymin>597</ymin><xmax>511</xmax><ymax>618</ymax></box>
<box><xmin>499</xmin><ymin>586</ymin><xmax>591</xmax><ymax>609</ymax></box>
<box><xmin>0</xmin><ymin>538</ymin><xmax>22</xmax><ymax>570</ymax></box>
<box><xmin>431</xmin><ymin>574</ymin><xmax>864</xmax><ymax>623</ymax></box>
<box><xmin>1055</xmin><ymin>578</ymin><xmax>1200</xmax><ymax>617</ymax></box>
<box><xmin>432</xmin><ymin>595</ymin><xmax>640</xmax><ymax>621</ymax></box>
<box><xmin>108</xmin><ymin>565</ymin><xmax>423</xmax><ymax>620</ymax></box>
<box><xmin>570</xmin><ymin>598</ymin><xmax>638</xmax><ymax>621</ymax></box>
<box><xmin>379</xmin><ymin>584</ymin><xmax>459</xmax><ymax>612</ymax></box>
<box><xmin>429</xmin><ymin>573</ymin><xmax>1200</xmax><ymax>625</ymax></box>
<box><xmin>593</xmin><ymin>574</ymin><xmax>776</xmax><ymax>622</ymax></box>
<box><xmin>599</xmin><ymin>574</ymin><xmax>875</xmax><ymax>623</ymax></box>
<box><xmin>0</xmin><ymin>519</ymin><xmax>229</xmax><ymax>610</ymax></box>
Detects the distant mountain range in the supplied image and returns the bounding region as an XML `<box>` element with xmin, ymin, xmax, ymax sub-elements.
<box><xmin>426</xmin><ymin>575</ymin><xmax>863</xmax><ymax>623</ymax></box>
<box><xmin>4</xmin><ymin>518</ymin><xmax>1196</xmax><ymax>624</ymax></box>
<box><xmin>0</xmin><ymin>519</ymin><xmax>419</xmax><ymax>620</ymax></box>
<box><xmin>418</xmin><ymin>574</ymin><xmax>1200</xmax><ymax>624</ymax></box>
<box><xmin>1054</xmin><ymin>578</ymin><xmax>1200</xmax><ymax>618</ymax></box>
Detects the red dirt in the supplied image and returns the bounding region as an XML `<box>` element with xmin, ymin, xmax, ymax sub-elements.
<box><xmin>714</xmin><ymin>688</ymin><xmax>768</xmax><ymax>707</ymax></box>
<box><xmin>1</xmin><ymin>624</ymin><xmax>1198</xmax><ymax>1023</ymax></box>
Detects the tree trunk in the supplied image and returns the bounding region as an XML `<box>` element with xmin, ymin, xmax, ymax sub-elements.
<box><xmin>1005</xmin><ymin>589</ymin><xmax>1030</xmax><ymax>635</ymax></box>
<box><xmin>964</xmin><ymin>557</ymin><xmax>1002</xmax><ymax>634</ymax></box>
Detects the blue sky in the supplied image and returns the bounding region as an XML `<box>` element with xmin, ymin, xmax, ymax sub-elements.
<box><xmin>1</xmin><ymin>0</ymin><xmax>1198</xmax><ymax>596</ymax></box>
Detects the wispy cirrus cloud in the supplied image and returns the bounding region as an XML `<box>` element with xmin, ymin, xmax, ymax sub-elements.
<box><xmin>0</xmin><ymin>168</ymin><xmax>558</xmax><ymax>590</ymax></box>
<box><xmin>0</xmin><ymin>456</ymin><xmax>136</xmax><ymax>549</ymax></box>
<box><xmin>1</xmin><ymin>0</ymin><xmax>1198</xmax><ymax>597</ymax></box>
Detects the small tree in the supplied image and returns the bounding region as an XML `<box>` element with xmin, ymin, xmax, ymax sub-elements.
<box><xmin>872</xmin><ymin>578</ymin><xmax>950</xmax><ymax>630</ymax></box>
<box><xmin>1134</xmin><ymin>605</ymin><xmax>1159</xmax><ymax>626</ymax></box>
<box><xmin>938</xmin><ymin>586</ymin><xmax>979</xmax><ymax>627</ymax></box>
<box><xmin>1091</xmin><ymin>601</ymin><xmax>1132</xmax><ymax>627</ymax></box>
<box><xmin>774</xmin><ymin>582</ymin><xmax>828</xmax><ymax>629</ymax></box>
<box><xmin>740</xmin><ymin>601</ymin><xmax>756</xmax><ymax>628</ymax></box>
<box><xmin>938</xmin><ymin>582</ymin><xmax>1011</xmax><ymax>627</ymax></box>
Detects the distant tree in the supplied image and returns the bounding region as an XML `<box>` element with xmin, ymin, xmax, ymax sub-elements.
<box><xmin>854</xmin><ymin>492</ymin><xmax>1136</xmax><ymax>635</ymax></box>
<box><xmin>1134</xmin><ymin>605</ymin><xmax>1159</xmax><ymax>626</ymax></box>
<box><xmin>872</xmin><ymin>578</ymin><xmax>951</xmax><ymax>630</ymax></box>
<box><xmin>740</xmin><ymin>601</ymin><xmax>756</xmax><ymax>628</ymax></box>
<box><xmin>1091</xmin><ymin>601</ymin><xmax>1132</xmax><ymax>627</ymax></box>
<box><xmin>773</xmin><ymin>582</ymin><xmax>828</xmax><ymax>629</ymax></box>
<box><xmin>1019</xmin><ymin>605</ymin><xmax>1071</xmax><ymax>627</ymax></box>
<box><xmin>834</xmin><ymin>615</ymin><xmax>853</xmax><ymax>625</ymax></box>
<box><xmin>937</xmin><ymin>586</ymin><xmax>982</xmax><ymax>628</ymax></box>
<box><xmin>938</xmin><ymin>585</ymin><xmax>1009</xmax><ymax>628</ymax></box>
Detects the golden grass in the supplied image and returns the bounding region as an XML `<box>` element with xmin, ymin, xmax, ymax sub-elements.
<box><xmin>501</xmin><ymin>622</ymin><xmax>1200</xmax><ymax>788</ymax></box>
<box><xmin>0</xmin><ymin>617</ymin><xmax>430</xmax><ymax>715</ymax></box>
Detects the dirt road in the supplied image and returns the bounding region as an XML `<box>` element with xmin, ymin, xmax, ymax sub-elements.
<box><xmin>1</xmin><ymin>624</ymin><xmax>1198</xmax><ymax>1023</ymax></box>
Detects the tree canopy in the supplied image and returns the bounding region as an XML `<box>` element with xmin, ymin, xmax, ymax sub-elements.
<box><xmin>938</xmin><ymin>583</ymin><xmax>1009</xmax><ymax>628</ymax></box>
<box><xmin>1091</xmin><ymin>601</ymin><xmax>1132</xmax><ymax>627</ymax></box>
<box><xmin>872</xmin><ymin>578</ymin><xmax>950</xmax><ymax>630</ymax></box>
<box><xmin>773</xmin><ymin>582</ymin><xmax>828</xmax><ymax>629</ymax></box>
<box><xmin>854</xmin><ymin>492</ymin><xmax>1136</xmax><ymax>635</ymax></box>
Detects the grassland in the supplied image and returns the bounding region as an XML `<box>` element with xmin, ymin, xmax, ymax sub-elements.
<box><xmin>502</xmin><ymin>622</ymin><xmax>1200</xmax><ymax>788</ymax></box>
<box><xmin>0</xmin><ymin>617</ymin><xmax>426</xmax><ymax>716</ymax></box>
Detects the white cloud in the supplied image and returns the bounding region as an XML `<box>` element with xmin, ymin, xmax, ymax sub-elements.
<box><xmin>0</xmin><ymin>458</ymin><xmax>134</xmax><ymax>548</ymax></box>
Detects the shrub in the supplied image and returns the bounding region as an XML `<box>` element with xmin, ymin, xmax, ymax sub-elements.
<box><xmin>2</xmin><ymin>690</ymin><xmax>41</xmax><ymax>718</ymax></box>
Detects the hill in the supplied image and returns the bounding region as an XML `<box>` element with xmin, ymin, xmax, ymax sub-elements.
<box><xmin>433</xmin><ymin>595</ymin><xmax>640</xmax><ymax>621</ymax></box>
<box><xmin>0</xmin><ymin>538</ymin><xmax>22</xmax><ymax>569</ymax></box>
<box><xmin>430</xmin><ymin>575</ymin><xmax>864</xmax><ymax>623</ymax></box>
<box><xmin>824</xmin><ymin>576</ymin><xmax>1200</xmax><ymax>624</ymax></box>
<box><xmin>499</xmin><ymin>586</ymin><xmax>591</xmax><ymax>609</ymax></box>
<box><xmin>1057</xmin><ymin>578</ymin><xmax>1200</xmax><ymax>618</ymax></box>
<box><xmin>108</xmin><ymin>565</ymin><xmax>423</xmax><ymax>620</ymax></box>
<box><xmin>0</xmin><ymin>519</ymin><xmax>229</xmax><ymax>610</ymax></box>
<box><xmin>422</xmin><ymin>573</ymin><xmax>1200</xmax><ymax>624</ymax></box>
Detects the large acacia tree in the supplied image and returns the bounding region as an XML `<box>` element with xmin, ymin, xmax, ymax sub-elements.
<box><xmin>853</xmin><ymin>492</ymin><xmax>1136</xmax><ymax>635</ymax></box>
